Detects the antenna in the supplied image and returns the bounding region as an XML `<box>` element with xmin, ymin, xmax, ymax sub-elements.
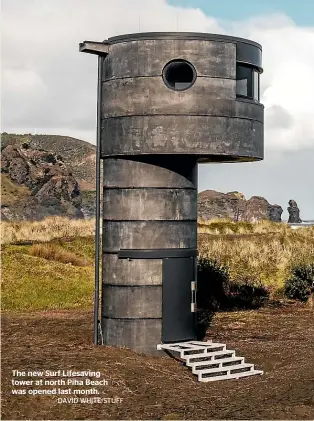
<box><xmin>176</xmin><ymin>10</ymin><xmax>178</xmax><ymax>31</ymax></box>
<box><xmin>139</xmin><ymin>14</ymin><xmax>141</xmax><ymax>32</ymax></box>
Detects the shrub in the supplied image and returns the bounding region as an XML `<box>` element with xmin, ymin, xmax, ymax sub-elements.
<box><xmin>196</xmin><ymin>257</ymin><xmax>269</xmax><ymax>338</ymax></box>
<box><xmin>29</xmin><ymin>243</ymin><xmax>92</xmax><ymax>267</ymax></box>
<box><xmin>196</xmin><ymin>257</ymin><xmax>230</xmax><ymax>339</ymax></box>
<box><xmin>228</xmin><ymin>282</ymin><xmax>269</xmax><ymax>308</ymax></box>
<box><xmin>284</xmin><ymin>263</ymin><xmax>314</xmax><ymax>302</ymax></box>
<box><xmin>197</xmin><ymin>256</ymin><xmax>270</xmax><ymax>309</ymax></box>
<box><xmin>197</xmin><ymin>257</ymin><xmax>230</xmax><ymax>310</ymax></box>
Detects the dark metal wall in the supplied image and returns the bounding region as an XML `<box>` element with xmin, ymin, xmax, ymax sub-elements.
<box><xmin>101</xmin><ymin>37</ymin><xmax>263</xmax><ymax>162</ymax></box>
<box><xmin>80</xmin><ymin>32</ymin><xmax>264</xmax><ymax>355</ymax></box>
<box><xmin>102</xmin><ymin>157</ymin><xmax>197</xmax><ymax>354</ymax></box>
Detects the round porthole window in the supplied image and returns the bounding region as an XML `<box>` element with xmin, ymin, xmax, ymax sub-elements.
<box><xmin>162</xmin><ymin>59</ymin><xmax>197</xmax><ymax>91</ymax></box>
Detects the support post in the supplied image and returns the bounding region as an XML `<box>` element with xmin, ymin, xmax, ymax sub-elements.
<box><xmin>94</xmin><ymin>55</ymin><xmax>103</xmax><ymax>345</ymax></box>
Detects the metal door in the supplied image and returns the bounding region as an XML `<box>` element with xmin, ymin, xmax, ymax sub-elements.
<box><xmin>162</xmin><ymin>256</ymin><xmax>196</xmax><ymax>343</ymax></box>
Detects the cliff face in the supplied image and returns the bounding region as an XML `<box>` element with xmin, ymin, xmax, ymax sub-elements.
<box><xmin>1</xmin><ymin>143</ymin><xmax>83</xmax><ymax>221</ymax></box>
<box><xmin>1</xmin><ymin>133</ymin><xmax>96</xmax><ymax>190</ymax></box>
<box><xmin>198</xmin><ymin>190</ymin><xmax>283</xmax><ymax>222</ymax></box>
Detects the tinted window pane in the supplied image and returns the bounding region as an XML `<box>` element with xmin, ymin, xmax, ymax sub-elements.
<box><xmin>236</xmin><ymin>65</ymin><xmax>253</xmax><ymax>98</ymax></box>
<box><xmin>236</xmin><ymin>78</ymin><xmax>248</xmax><ymax>97</ymax></box>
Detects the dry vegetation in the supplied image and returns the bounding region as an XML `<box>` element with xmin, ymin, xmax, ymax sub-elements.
<box><xmin>1</xmin><ymin>217</ymin><xmax>313</xmax><ymax>310</ymax></box>
<box><xmin>1</xmin><ymin>216</ymin><xmax>96</xmax><ymax>244</ymax></box>
<box><xmin>2</xmin><ymin>216</ymin><xmax>304</xmax><ymax>244</ymax></box>
<box><xmin>29</xmin><ymin>243</ymin><xmax>92</xmax><ymax>266</ymax></box>
<box><xmin>1</xmin><ymin>237</ymin><xmax>95</xmax><ymax>311</ymax></box>
<box><xmin>198</xmin><ymin>217</ymin><xmax>295</xmax><ymax>234</ymax></box>
<box><xmin>198</xmin><ymin>218</ymin><xmax>314</xmax><ymax>297</ymax></box>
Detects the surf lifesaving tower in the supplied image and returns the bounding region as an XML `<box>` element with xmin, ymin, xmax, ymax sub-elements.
<box><xmin>80</xmin><ymin>32</ymin><xmax>264</xmax><ymax>356</ymax></box>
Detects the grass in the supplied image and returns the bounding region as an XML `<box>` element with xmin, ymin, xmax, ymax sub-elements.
<box><xmin>28</xmin><ymin>243</ymin><xmax>92</xmax><ymax>266</ymax></box>
<box><xmin>1</xmin><ymin>217</ymin><xmax>313</xmax><ymax>310</ymax></box>
<box><xmin>198</xmin><ymin>218</ymin><xmax>292</xmax><ymax>235</ymax></box>
<box><xmin>1</xmin><ymin>174</ymin><xmax>31</xmax><ymax>206</ymax></box>
<box><xmin>2</xmin><ymin>217</ymin><xmax>292</xmax><ymax>244</ymax></box>
<box><xmin>1</xmin><ymin>238</ymin><xmax>95</xmax><ymax>311</ymax></box>
<box><xmin>1</xmin><ymin>216</ymin><xmax>96</xmax><ymax>244</ymax></box>
<box><xmin>199</xmin><ymin>220</ymin><xmax>314</xmax><ymax>297</ymax></box>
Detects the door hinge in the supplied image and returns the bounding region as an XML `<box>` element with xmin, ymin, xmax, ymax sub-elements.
<box><xmin>191</xmin><ymin>281</ymin><xmax>197</xmax><ymax>312</ymax></box>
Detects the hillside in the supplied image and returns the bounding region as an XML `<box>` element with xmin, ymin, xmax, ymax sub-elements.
<box><xmin>1</xmin><ymin>133</ymin><xmax>96</xmax><ymax>190</ymax></box>
<box><xmin>1</xmin><ymin>142</ymin><xmax>83</xmax><ymax>220</ymax></box>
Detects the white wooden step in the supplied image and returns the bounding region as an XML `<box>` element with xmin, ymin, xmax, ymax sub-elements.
<box><xmin>188</xmin><ymin>340</ymin><xmax>213</xmax><ymax>345</ymax></box>
<box><xmin>187</xmin><ymin>356</ymin><xmax>244</xmax><ymax>368</ymax></box>
<box><xmin>199</xmin><ymin>369</ymin><xmax>264</xmax><ymax>382</ymax></box>
<box><xmin>185</xmin><ymin>349</ymin><xmax>236</xmax><ymax>359</ymax></box>
<box><xmin>157</xmin><ymin>340</ymin><xmax>263</xmax><ymax>382</ymax></box>
<box><xmin>195</xmin><ymin>362</ymin><xmax>253</xmax><ymax>375</ymax></box>
<box><xmin>157</xmin><ymin>341</ymin><xmax>226</xmax><ymax>358</ymax></box>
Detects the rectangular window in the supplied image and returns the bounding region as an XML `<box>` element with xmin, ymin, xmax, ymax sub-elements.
<box><xmin>236</xmin><ymin>63</ymin><xmax>260</xmax><ymax>102</ymax></box>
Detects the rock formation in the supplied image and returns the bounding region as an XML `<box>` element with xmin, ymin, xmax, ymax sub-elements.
<box><xmin>198</xmin><ymin>190</ymin><xmax>283</xmax><ymax>222</ymax></box>
<box><xmin>1</xmin><ymin>143</ymin><xmax>83</xmax><ymax>220</ymax></box>
<box><xmin>287</xmin><ymin>199</ymin><xmax>302</xmax><ymax>223</ymax></box>
<box><xmin>1</xmin><ymin>134</ymin><xmax>289</xmax><ymax>223</ymax></box>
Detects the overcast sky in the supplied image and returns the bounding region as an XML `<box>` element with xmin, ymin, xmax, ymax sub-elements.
<box><xmin>2</xmin><ymin>0</ymin><xmax>313</xmax><ymax>219</ymax></box>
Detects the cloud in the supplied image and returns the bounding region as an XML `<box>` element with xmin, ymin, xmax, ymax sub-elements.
<box><xmin>228</xmin><ymin>14</ymin><xmax>314</xmax><ymax>150</ymax></box>
<box><xmin>1</xmin><ymin>0</ymin><xmax>314</xmax><ymax>153</ymax></box>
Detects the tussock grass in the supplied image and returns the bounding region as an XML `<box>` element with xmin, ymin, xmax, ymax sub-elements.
<box><xmin>199</xmin><ymin>225</ymin><xmax>314</xmax><ymax>297</ymax></box>
<box><xmin>198</xmin><ymin>218</ymin><xmax>291</xmax><ymax>235</ymax></box>
<box><xmin>1</xmin><ymin>216</ymin><xmax>96</xmax><ymax>244</ymax></box>
<box><xmin>2</xmin><ymin>217</ymin><xmax>291</xmax><ymax>244</ymax></box>
<box><xmin>2</xmin><ymin>216</ymin><xmax>313</xmax><ymax>310</ymax></box>
<box><xmin>29</xmin><ymin>243</ymin><xmax>92</xmax><ymax>267</ymax></box>
<box><xmin>1</xmin><ymin>238</ymin><xmax>95</xmax><ymax>311</ymax></box>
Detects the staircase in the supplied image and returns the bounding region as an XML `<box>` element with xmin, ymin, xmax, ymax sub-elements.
<box><xmin>157</xmin><ymin>340</ymin><xmax>263</xmax><ymax>382</ymax></box>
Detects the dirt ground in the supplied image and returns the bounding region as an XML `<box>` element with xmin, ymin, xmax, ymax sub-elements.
<box><xmin>1</xmin><ymin>306</ymin><xmax>314</xmax><ymax>420</ymax></box>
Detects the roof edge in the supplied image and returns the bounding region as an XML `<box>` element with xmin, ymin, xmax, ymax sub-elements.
<box><xmin>106</xmin><ymin>32</ymin><xmax>262</xmax><ymax>49</ymax></box>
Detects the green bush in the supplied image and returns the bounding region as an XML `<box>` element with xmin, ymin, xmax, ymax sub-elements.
<box><xmin>196</xmin><ymin>257</ymin><xmax>230</xmax><ymax>339</ymax></box>
<box><xmin>284</xmin><ymin>263</ymin><xmax>314</xmax><ymax>301</ymax></box>
<box><xmin>228</xmin><ymin>282</ymin><xmax>269</xmax><ymax>308</ymax></box>
<box><xmin>197</xmin><ymin>257</ymin><xmax>269</xmax><ymax>310</ymax></box>
<box><xmin>197</xmin><ymin>257</ymin><xmax>230</xmax><ymax>310</ymax></box>
<box><xmin>196</xmin><ymin>257</ymin><xmax>269</xmax><ymax>339</ymax></box>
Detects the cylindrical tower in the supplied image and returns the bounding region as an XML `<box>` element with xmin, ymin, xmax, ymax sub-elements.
<box><xmin>80</xmin><ymin>32</ymin><xmax>264</xmax><ymax>355</ymax></box>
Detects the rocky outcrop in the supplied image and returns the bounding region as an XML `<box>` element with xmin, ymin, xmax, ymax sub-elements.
<box><xmin>1</xmin><ymin>133</ymin><xmax>96</xmax><ymax>190</ymax></box>
<box><xmin>198</xmin><ymin>190</ymin><xmax>283</xmax><ymax>222</ymax></box>
<box><xmin>268</xmin><ymin>204</ymin><xmax>284</xmax><ymax>222</ymax></box>
<box><xmin>1</xmin><ymin>143</ymin><xmax>83</xmax><ymax>220</ymax></box>
<box><xmin>288</xmin><ymin>199</ymin><xmax>302</xmax><ymax>223</ymax></box>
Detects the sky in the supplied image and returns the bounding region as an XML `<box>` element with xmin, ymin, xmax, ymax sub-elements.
<box><xmin>1</xmin><ymin>0</ymin><xmax>314</xmax><ymax>219</ymax></box>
